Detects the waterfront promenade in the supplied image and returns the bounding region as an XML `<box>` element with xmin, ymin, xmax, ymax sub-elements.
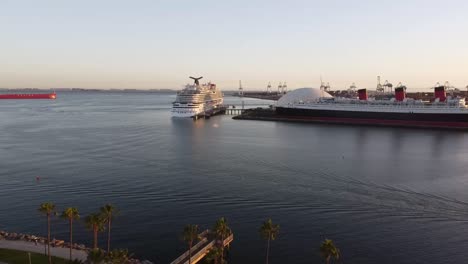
<box><xmin>0</xmin><ymin>239</ymin><xmax>87</xmax><ymax>261</ymax></box>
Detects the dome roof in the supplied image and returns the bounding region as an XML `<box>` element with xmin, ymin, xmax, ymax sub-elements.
<box><xmin>277</xmin><ymin>88</ymin><xmax>332</xmax><ymax>107</ymax></box>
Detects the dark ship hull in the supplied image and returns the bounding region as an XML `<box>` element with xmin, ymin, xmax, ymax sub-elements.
<box><xmin>275</xmin><ymin>107</ymin><xmax>468</xmax><ymax>129</ymax></box>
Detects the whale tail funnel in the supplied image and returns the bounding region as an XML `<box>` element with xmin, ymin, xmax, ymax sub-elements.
<box><xmin>189</xmin><ymin>76</ymin><xmax>203</xmax><ymax>85</ymax></box>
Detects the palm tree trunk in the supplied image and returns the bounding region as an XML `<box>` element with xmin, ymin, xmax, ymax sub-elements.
<box><xmin>188</xmin><ymin>241</ymin><xmax>192</xmax><ymax>264</ymax></box>
<box><xmin>44</xmin><ymin>216</ymin><xmax>47</xmax><ymax>256</ymax></box>
<box><xmin>69</xmin><ymin>218</ymin><xmax>73</xmax><ymax>262</ymax></box>
<box><xmin>326</xmin><ymin>256</ymin><xmax>330</xmax><ymax>264</ymax></box>
<box><xmin>107</xmin><ymin>216</ymin><xmax>111</xmax><ymax>253</ymax></box>
<box><xmin>93</xmin><ymin>226</ymin><xmax>98</xmax><ymax>249</ymax></box>
<box><xmin>266</xmin><ymin>237</ymin><xmax>270</xmax><ymax>264</ymax></box>
<box><xmin>47</xmin><ymin>214</ymin><xmax>51</xmax><ymax>264</ymax></box>
<box><xmin>220</xmin><ymin>235</ymin><xmax>225</xmax><ymax>264</ymax></box>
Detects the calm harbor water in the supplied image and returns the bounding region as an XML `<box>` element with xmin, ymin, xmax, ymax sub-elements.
<box><xmin>1</xmin><ymin>92</ymin><xmax>468</xmax><ymax>264</ymax></box>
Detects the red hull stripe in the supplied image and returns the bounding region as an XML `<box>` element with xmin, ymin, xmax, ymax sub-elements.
<box><xmin>277</xmin><ymin>115</ymin><xmax>468</xmax><ymax>129</ymax></box>
<box><xmin>0</xmin><ymin>93</ymin><xmax>56</xmax><ymax>99</ymax></box>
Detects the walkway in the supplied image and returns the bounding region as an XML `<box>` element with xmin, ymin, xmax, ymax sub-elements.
<box><xmin>0</xmin><ymin>239</ymin><xmax>87</xmax><ymax>261</ymax></box>
<box><xmin>171</xmin><ymin>230</ymin><xmax>234</xmax><ymax>264</ymax></box>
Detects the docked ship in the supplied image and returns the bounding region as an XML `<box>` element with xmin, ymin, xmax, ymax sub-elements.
<box><xmin>275</xmin><ymin>83</ymin><xmax>468</xmax><ymax>129</ymax></box>
<box><xmin>0</xmin><ymin>92</ymin><xmax>56</xmax><ymax>99</ymax></box>
<box><xmin>172</xmin><ymin>77</ymin><xmax>224</xmax><ymax>118</ymax></box>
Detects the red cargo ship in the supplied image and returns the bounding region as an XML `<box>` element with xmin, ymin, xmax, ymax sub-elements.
<box><xmin>0</xmin><ymin>93</ymin><xmax>56</xmax><ymax>99</ymax></box>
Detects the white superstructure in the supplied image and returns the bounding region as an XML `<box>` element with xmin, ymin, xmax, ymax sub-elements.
<box><xmin>172</xmin><ymin>77</ymin><xmax>224</xmax><ymax>118</ymax></box>
<box><xmin>277</xmin><ymin>88</ymin><xmax>468</xmax><ymax>114</ymax></box>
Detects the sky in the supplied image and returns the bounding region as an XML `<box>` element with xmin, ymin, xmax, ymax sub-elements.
<box><xmin>1</xmin><ymin>0</ymin><xmax>468</xmax><ymax>91</ymax></box>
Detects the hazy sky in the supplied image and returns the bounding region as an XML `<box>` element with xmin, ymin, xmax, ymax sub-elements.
<box><xmin>1</xmin><ymin>0</ymin><xmax>468</xmax><ymax>90</ymax></box>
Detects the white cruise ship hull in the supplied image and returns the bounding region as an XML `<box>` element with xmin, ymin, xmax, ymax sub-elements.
<box><xmin>171</xmin><ymin>103</ymin><xmax>223</xmax><ymax>118</ymax></box>
<box><xmin>171</xmin><ymin>110</ymin><xmax>202</xmax><ymax>118</ymax></box>
<box><xmin>171</xmin><ymin>105</ymin><xmax>204</xmax><ymax>118</ymax></box>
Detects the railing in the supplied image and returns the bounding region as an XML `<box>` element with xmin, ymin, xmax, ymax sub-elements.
<box><xmin>289</xmin><ymin>101</ymin><xmax>468</xmax><ymax>112</ymax></box>
<box><xmin>169</xmin><ymin>230</ymin><xmax>210</xmax><ymax>264</ymax></box>
<box><xmin>171</xmin><ymin>231</ymin><xmax>234</xmax><ymax>264</ymax></box>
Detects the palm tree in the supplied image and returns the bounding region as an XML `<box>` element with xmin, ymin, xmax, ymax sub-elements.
<box><xmin>100</xmin><ymin>204</ymin><xmax>118</xmax><ymax>253</ymax></box>
<box><xmin>61</xmin><ymin>207</ymin><xmax>80</xmax><ymax>262</ymax></box>
<box><xmin>182</xmin><ymin>224</ymin><xmax>200</xmax><ymax>264</ymax></box>
<box><xmin>205</xmin><ymin>247</ymin><xmax>222</xmax><ymax>264</ymax></box>
<box><xmin>87</xmin><ymin>248</ymin><xmax>106</xmax><ymax>264</ymax></box>
<box><xmin>259</xmin><ymin>218</ymin><xmax>280</xmax><ymax>264</ymax></box>
<box><xmin>213</xmin><ymin>217</ymin><xmax>232</xmax><ymax>264</ymax></box>
<box><xmin>85</xmin><ymin>213</ymin><xmax>106</xmax><ymax>249</ymax></box>
<box><xmin>38</xmin><ymin>202</ymin><xmax>56</xmax><ymax>264</ymax></box>
<box><xmin>105</xmin><ymin>249</ymin><xmax>133</xmax><ymax>264</ymax></box>
<box><xmin>320</xmin><ymin>239</ymin><xmax>340</xmax><ymax>264</ymax></box>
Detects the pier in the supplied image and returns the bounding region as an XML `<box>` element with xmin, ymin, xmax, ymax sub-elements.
<box><xmin>170</xmin><ymin>230</ymin><xmax>234</xmax><ymax>264</ymax></box>
<box><xmin>224</xmin><ymin>108</ymin><xmax>245</xmax><ymax>115</ymax></box>
<box><xmin>192</xmin><ymin>104</ymin><xmax>273</xmax><ymax>119</ymax></box>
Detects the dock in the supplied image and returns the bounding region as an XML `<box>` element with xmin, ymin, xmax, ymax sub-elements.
<box><xmin>224</xmin><ymin>108</ymin><xmax>245</xmax><ymax>115</ymax></box>
<box><xmin>192</xmin><ymin>104</ymin><xmax>273</xmax><ymax>119</ymax></box>
<box><xmin>192</xmin><ymin>106</ymin><xmax>227</xmax><ymax>120</ymax></box>
<box><xmin>170</xmin><ymin>230</ymin><xmax>234</xmax><ymax>264</ymax></box>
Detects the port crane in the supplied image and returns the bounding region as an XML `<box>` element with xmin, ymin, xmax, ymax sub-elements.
<box><xmin>348</xmin><ymin>82</ymin><xmax>357</xmax><ymax>93</ymax></box>
<box><xmin>383</xmin><ymin>80</ymin><xmax>393</xmax><ymax>93</ymax></box>
<box><xmin>376</xmin><ymin>76</ymin><xmax>384</xmax><ymax>92</ymax></box>
<box><xmin>319</xmin><ymin>77</ymin><xmax>331</xmax><ymax>92</ymax></box>
<box><xmin>238</xmin><ymin>80</ymin><xmax>244</xmax><ymax>96</ymax></box>
<box><xmin>277</xmin><ymin>82</ymin><xmax>282</xmax><ymax>94</ymax></box>
<box><xmin>376</xmin><ymin>76</ymin><xmax>393</xmax><ymax>93</ymax></box>
<box><xmin>282</xmin><ymin>82</ymin><xmax>287</xmax><ymax>94</ymax></box>
<box><xmin>266</xmin><ymin>82</ymin><xmax>272</xmax><ymax>94</ymax></box>
<box><xmin>346</xmin><ymin>82</ymin><xmax>358</xmax><ymax>98</ymax></box>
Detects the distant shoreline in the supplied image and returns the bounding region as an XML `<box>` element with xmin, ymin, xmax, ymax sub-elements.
<box><xmin>0</xmin><ymin>88</ymin><xmax>246</xmax><ymax>93</ymax></box>
<box><xmin>0</xmin><ymin>88</ymin><xmax>177</xmax><ymax>93</ymax></box>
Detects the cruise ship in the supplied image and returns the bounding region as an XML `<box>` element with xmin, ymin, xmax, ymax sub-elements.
<box><xmin>275</xmin><ymin>82</ymin><xmax>468</xmax><ymax>129</ymax></box>
<box><xmin>172</xmin><ymin>77</ymin><xmax>224</xmax><ymax>118</ymax></box>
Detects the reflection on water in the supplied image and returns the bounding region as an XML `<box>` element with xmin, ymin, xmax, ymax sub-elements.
<box><xmin>0</xmin><ymin>92</ymin><xmax>468</xmax><ymax>264</ymax></box>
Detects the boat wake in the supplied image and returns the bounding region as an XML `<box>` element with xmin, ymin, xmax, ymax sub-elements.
<box><xmin>238</xmin><ymin>154</ymin><xmax>468</xmax><ymax>222</ymax></box>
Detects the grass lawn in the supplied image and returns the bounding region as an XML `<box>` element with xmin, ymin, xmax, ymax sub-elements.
<box><xmin>0</xmin><ymin>248</ymin><xmax>69</xmax><ymax>264</ymax></box>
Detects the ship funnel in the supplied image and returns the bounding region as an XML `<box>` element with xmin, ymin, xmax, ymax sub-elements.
<box><xmin>395</xmin><ymin>85</ymin><xmax>406</xmax><ymax>101</ymax></box>
<box><xmin>357</xmin><ymin>88</ymin><xmax>368</xmax><ymax>100</ymax></box>
<box><xmin>189</xmin><ymin>76</ymin><xmax>203</xmax><ymax>85</ymax></box>
<box><xmin>434</xmin><ymin>84</ymin><xmax>446</xmax><ymax>102</ymax></box>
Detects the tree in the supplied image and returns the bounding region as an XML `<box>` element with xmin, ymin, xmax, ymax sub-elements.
<box><xmin>213</xmin><ymin>217</ymin><xmax>232</xmax><ymax>264</ymax></box>
<box><xmin>85</xmin><ymin>213</ymin><xmax>106</xmax><ymax>249</ymax></box>
<box><xmin>61</xmin><ymin>207</ymin><xmax>80</xmax><ymax>262</ymax></box>
<box><xmin>100</xmin><ymin>204</ymin><xmax>118</xmax><ymax>253</ymax></box>
<box><xmin>38</xmin><ymin>202</ymin><xmax>56</xmax><ymax>264</ymax></box>
<box><xmin>259</xmin><ymin>218</ymin><xmax>280</xmax><ymax>264</ymax></box>
<box><xmin>205</xmin><ymin>247</ymin><xmax>222</xmax><ymax>264</ymax></box>
<box><xmin>87</xmin><ymin>248</ymin><xmax>106</xmax><ymax>264</ymax></box>
<box><xmin>320</xmin><ymin>239</ymin><xmax>340</xmax><ymax>264</ymax></box>
<box><xmin>182</xmin><ymin>224</ymin><xmax>200</xmax><ymax>264</ymax></box>
<box><xmin>105</xmin><ymin>249</ymin><xmax>133</xmax><ymax>264</ymax></box>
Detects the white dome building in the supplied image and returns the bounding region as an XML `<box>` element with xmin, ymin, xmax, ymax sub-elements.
<box><xmin>277</xmin><ymin>88</ymin><xmax>332</xmax><ymax>107</ymax></box>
